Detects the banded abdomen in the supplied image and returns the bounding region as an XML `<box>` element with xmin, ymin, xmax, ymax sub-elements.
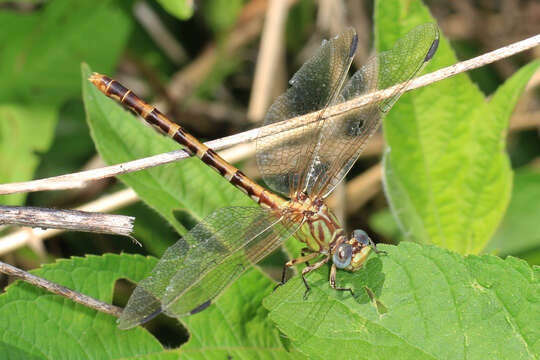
<box><xmin>89</xmin><ymin>73</ymin><xmax>284</xmax><ymax>210</ymax></box>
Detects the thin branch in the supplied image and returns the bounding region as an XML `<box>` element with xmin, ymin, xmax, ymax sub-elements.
<box><xmin>0</xmin><ymin>205</ymin><xmax>134</xmax><ymax>236</ymax></box>
<box><xmin>0</xmin><ymin>140</ymin><xmax>255</xmax><ymax>195</ymax></box>
<box><xmin>0</xmin><ymin>33</ymin><xmax>538</xmax><ymax>196</ymax></box>
<box><xmin>0</xmin><ymin>260</ymin><xmax>123</xmax><ymax>317</ymax></box>
<box><xmin>331</xmin><ymin>34</ymin><xmax>540</xmax><ymax>118</ymax></box>
<box><xmin>0</xmin><ymin>188</ymin><xmax>138</xmax><ymax>256</ymax></box>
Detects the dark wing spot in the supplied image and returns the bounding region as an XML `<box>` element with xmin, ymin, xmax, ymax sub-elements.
<box><xmin>349</xmin><ymin>33</ymin><xmax>358</xmax><ymax>58</ymax></box>
<box><xmin>190</xmin><ymin>299</ymin><xmax>212</xmax><ymax>315</ymax></box>
<box><xmin>424</xmin><ymin>38</ymin><xmax>439</xmax><ymax>62</ymax></box>
<box><xmin>140</xmin><ymin>307</ymin><xmax>163</xmax><ymax>325</ymax></box>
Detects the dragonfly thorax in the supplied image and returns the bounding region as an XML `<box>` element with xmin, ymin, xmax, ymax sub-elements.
<box><xmin>284</xmin><ymin>192</ymin><xmax>373</xmax><ymax>271</ymax></box>
<box><xmin>286</xmin><ymin>192</ymin><xmax>344</xmax><ymax>253</ymax></box>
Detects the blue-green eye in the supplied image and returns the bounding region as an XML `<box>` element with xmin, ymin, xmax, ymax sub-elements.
<box><xmin>353</xmin><ymin>229</ymin><xmax>370</xmax><ymax>246</ymax></box>
<box><xmin>333</xmin><ymin>243</ymin><xmax>352</xmax><ymax>269</ymax></box>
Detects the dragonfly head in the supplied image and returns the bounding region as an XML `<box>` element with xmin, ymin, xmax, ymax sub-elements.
<box><xmin>333</xmin><ymin>230</ymin><xmax>381</xmax><ymax>271</ymax></box>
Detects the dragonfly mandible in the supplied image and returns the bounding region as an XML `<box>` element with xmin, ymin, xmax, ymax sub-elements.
<box><xmin>90</xmin><ymin>23</ymin><xmax>439</xmax><ymax>329</ymax></box>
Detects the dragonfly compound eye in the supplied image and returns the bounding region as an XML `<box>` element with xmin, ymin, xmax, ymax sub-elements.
<box><xmin>333</xmin><ymin>243</ymin><xmax>352</xmax><ymax>269</ymax></box>
<box><xmin>353</xmin><ymin>229</ymin><xmax>371</xmax><ymax>246</ymax></box>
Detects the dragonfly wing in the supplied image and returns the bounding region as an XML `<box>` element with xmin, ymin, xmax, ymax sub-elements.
<box><xmin>305</xmin><ymin>23</ymin><xmax>439</xmax><ymax>198</ymax></box>
<box><xmin>256</xmin><ymin>28</ymin><xmax>357</xmax><ymax>197</ymax></box>
<box><xmin>118</xmin><ymin>206</ymin><xmax>298</xmax><ymax>329</ymax></box>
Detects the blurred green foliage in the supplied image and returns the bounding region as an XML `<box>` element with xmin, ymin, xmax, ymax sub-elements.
<box><xmin>0</xmin><ymin>0</ymin><xmax>131</xmax><ymax>205</ymax></box>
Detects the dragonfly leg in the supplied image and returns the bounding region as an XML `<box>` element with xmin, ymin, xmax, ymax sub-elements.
<box><xmin>329</xmin><ymin>263</ymin><xmax>354</xmax><ymax>297</ymax></box>
<box><xmin>368</xmin><ymin>238</ymin><xmax>387</xmax><ymax>255</ymax></box>
<box><xmin>301</xmin><ymin>256</ymin><xmax>330</xmax><ymax>299</ymax></box>
<box><xmin>301</xmin><ymin>247</ymin><xmax>316</xmax><ymax>266</ymax></box>
<box><xmin>274</xmin><ymin>252</ymin><xmax>320</xmax><ymax>292</ymax></box>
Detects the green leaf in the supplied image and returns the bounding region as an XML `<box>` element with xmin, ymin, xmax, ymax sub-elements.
<box><xmin>82</xmin><ymin>64</ymin><xmax>253</xmax><ymax>236</ymax></box>
<box><xmin>485</xmin><ymin>168</ymin><xmax>540</xmax><ymax>258</ymax></box>
<box><xmin>156</xmin><ymin>0</ymin><xmax>194</xmax><ymax>20</ymax></box>
<box><xmin>0</xmin><ymin>104</ymin><xmax>56</xmax><ymax>205</ymax></box>
<box><xmin>377</xmin><ymin>0</ymin><xmax>540</xmax><ymax>254</ymax></box>
<box><xmin>0</xmin><ymin>254</ymin><xmax>164</xmax><ymax>359</ymax></box>
<box><xmin>0</xmin><ymin>0</ymin><xmax>131</xmax><ymax>106</ymax></box>
<box><xmin>176</xmin><ymin>269</ymin><xmax>305</xmax><ymax>359</ymax></box>
<box><xmin>264</xmin><ymin>242</ymin><xmax>540</xmax><ymax>359</ymax></box>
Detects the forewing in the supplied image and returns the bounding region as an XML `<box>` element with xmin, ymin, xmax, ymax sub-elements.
<box><xmin>118</xmin><ymin>206</ymin><xmax>298</xmax><ymax>329</ymax></box>
<box><xmin>256</xmin><ymin>28</ymin><xmax>357</xmax><ymax>197</ymax></box>
<box><xmin>306</xmin><ymin>23</ymin><xmax>439</xmax><ymax>198</ymax></box>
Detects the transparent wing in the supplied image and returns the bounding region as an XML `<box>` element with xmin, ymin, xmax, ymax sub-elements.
<box><xmin>304</xmin><ymin>23</ymin><xmax>439</xmax><ymax>198</ymax></box>
<box><xmin>118</xmin><ymin>206</ymin><xmax>299</xmax><ymax>329</ymax></box>
<box><xmin>256</xmin><ymin>27</ymin><xmax>357</xmax><ymax>197</ymax></box>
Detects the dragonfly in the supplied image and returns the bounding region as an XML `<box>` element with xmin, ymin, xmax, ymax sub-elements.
<box><xmin>90</xmin><ymin>23</ymin><xmax>439</xmax><ymax>329</ymax></box>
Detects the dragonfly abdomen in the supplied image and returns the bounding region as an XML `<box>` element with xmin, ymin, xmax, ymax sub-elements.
<box><xmin>89</xmin><ymin>74</ymin><xmax>285</xmax><ymax>210</ymax></box>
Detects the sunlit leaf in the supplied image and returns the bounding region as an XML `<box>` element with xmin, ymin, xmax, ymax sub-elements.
<box><xmin>378</xmin><ymin>0</ymin><xmax>540</xmax><ymax>254</ymax></box>
<box><xmin>265</xmin><ymin>242</ymin><xmax>540</xmax><ymax>359</ymax></box>
<box><xmin>179</xmin><ymin>269</ymin><xmax>304</xmax><ymax>359</ymax></box>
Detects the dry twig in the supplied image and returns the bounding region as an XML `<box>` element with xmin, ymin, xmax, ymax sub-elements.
<box><xmin>0</xmin><ymin>261</ymin><xmax>123</xmax><ymax>317</ymax></box>
<box><xmin>0</xmin><ymin>188</ymin><xmax>138</xmax><ymax>256</ymax></box>
<box><xmin>0</xmin><ymin>205</ymin><xmax>134</xmax><ymax>236</ymax></box>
